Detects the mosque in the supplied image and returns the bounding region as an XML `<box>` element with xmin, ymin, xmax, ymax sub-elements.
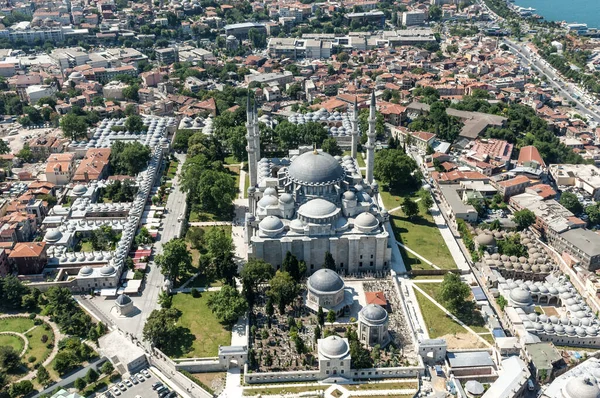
<box><xmin>244</xmin><ymin>93</ymin><xmax>393</xmax><ymax>274</ymax></box>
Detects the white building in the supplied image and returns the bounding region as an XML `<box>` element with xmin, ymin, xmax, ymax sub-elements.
<box><xmin>305</xmin><ymin>268</ymin><xmax>354</xmax><ymax>316</ymax></box>
<box><xmin>358</xmin><ymin>304</ymin><xmax>390</xmax><ymax>347</ymax></box>
<box><xmin>402</xmin><ymin>11</ymin><xmax>426</xmax><ymax>27</ymax></box>
<box><xmin>26</xmin><ymin>84</ymin><xmax>57</xmax><ymax>104</ymax></box>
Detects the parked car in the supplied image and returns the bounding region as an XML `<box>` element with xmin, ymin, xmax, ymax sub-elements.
<box><xmin>136</xmin><ymin>374</ymin><xmax>146</xmax><ymax>382</ymax></box>
<box><xmin>143</xmin><ymin>369</ymin><xmax>151</xmax><ymax>378</ymax></box>
<box><xmin>152</xmin><ymin>382</ymin><xmax>163</xmax><ymax>390</ymax></box>
<box><xmin>118</xmin><ymin>383</ymin><xmax>127</xmax><ymax>391</ymax></box>
<box><xmin>112</xmin><ymin>388</ymin><xmax>121</xmax><ymax>396</ymax></box>
<box><xmin>124</xmin><ymin>379</ymin><xmax>133</xmax><ymax>388</ymax></box>
<box><xmin>131</xmin><ymin>377</ymin><xmax>139</xmax><ymax>385</ymax></box>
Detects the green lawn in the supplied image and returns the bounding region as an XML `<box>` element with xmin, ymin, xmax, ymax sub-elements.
<box><xmin>189</xmin><ymin>210</ymin><xmax>228</xmax><ymax>223</ymax></box>
<box><xmin>0</xmin><ymin>334</ymin><xmax>24</xmax><ymax>354</ymax></box>
<box><xmin>379</xmin><ymin>190</ymin><xmax>457</xmax><ymax>270</ymax></box>
<box><xmin>172</xmin><ymin>292</ymin><xmax>231</xmax><ymax>358</ymax></box>
<box><xmin>166</xmin><ymin>160</ymin><xmax>179</xmax><ymax>179</ymax></box>
<box><xmin>0</xmin><ymin>318</ymin><xmax>35</xmax><ymax>333</ymax></box>
<box><xmin>244</xmin><ymin>174</ymin><xmax>249</xmax><ymax>198</ymax></box>
<box><xmin>79</xmin><ymin>241</ymin><xmax>94</xmax><ymax>252</ymax></box>
<box><xmin>415</xmin><ymin>291</ymin><xmax>466</xmax><ymax>338</ymax></box>
<box><xmin>243</xmin><ymin>385</ymin><xmax>324</xmax><ymax>396</ymax></box>
<box><xmin>225</xmin><ymin>156</ymin><xmax>242</xmax><ymax>165</ymax></box>
<box><xmin>25</xmin><ymin>323</ymin><xmax>54</xmax><ymax>364</ymax></box>
<box><xmin>414</xmin><ymin>286</ymin><xmax>488</xmax><ymax>335</ymax></box>
<box><xmin>347</xmin><ymin>382</ymin><xmax>418</xmax><ymax>391</ymax></box>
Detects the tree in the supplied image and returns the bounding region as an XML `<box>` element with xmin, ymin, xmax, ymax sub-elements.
<box><xmin>203</xmin><ymin>227</ymin><xmax>236</xmax><ymax>285</ymax></box>
<box><xmin>0</xmin><ymin>139</ymin><xmax>9</xmax><ymax>155</ymax></box>
<box><xmin>16</xmin><ymin>143</ymin><xmax>33</xmax><ymax>162</ymax></box>
<box><xmin>498</xmin><ymin>233</ymin><xmax>527</xmax><ymax>257</ymax></box>
<box><xmin>90</xmin><ymin>225</ymin><xmax>118</xmax><ymax>251</ymax></box>
<box><xmin>122</xmin><ymin>85</ymin><xmax>139</xmax><ymax>102</ymax></box>
<box><xmin>142</xmin><ymin>308</ymin><xmax>194</xmax><ymax>356</ymax></box>
<box><xmin>586</xmin><ymin>203</ymin><xmax>600</xmax><ymax>226</ymax></box>
<box><xmin>401</xmin><ymin>197</ymin><xmax>419</xmax><ymax>219</ymax></box>
<box><xmin>418</xmin><ymin>189</ymin><xmax>434</xmax><ymax>213</ymax></box>
<box><xmin>496</xmin><ymin>295</ymin><xmax>507</xmax><ymax>311</ymax></box>
<box><xmin>207</xmin><ymin>285</ymin><xmax>248</xmax><ymax>326</ymax></box>
<box><xmin>0</xmin><ymin>275</ymin><xmax>28</xmax><ymax>311</ymax></box>
<box><xmin>124</xmin><ymin>114</ymin><xmax>145</xmax><ymax>132</ymax></box>
<box><xmin>185</xmin><ymin>227</ymin><xmax>205</xmax><ymax>250</ymax></box>
<box><xmin>86</xmin><ymin>368</ymin><xmax>99</xmax><ymax>383</ymax></box>
<box><xmin>513</xmin><ymin>209</ymin><xmax>536</xmax><ymax>231</ymax></box>
<box><xmin>317</xmin><ymin>306</ymin><xmax>325</xmax><ymax>327</ymax></box>
<box><xmin>323</xmin><ymin>251</ymin><xmax>336</xmax><ymax>270</ymax></box>
<box><xmin>241</xmin><ymin>259</ymin><xmax>275</xmax><ymax>291</ymax></box>
<box><xmin>100</xmin><ymin>361</ymin><xmax>114</xmax><ymax>375</ymax></box>
<box><xmin>37</xmin><ymin>366</ymin><xmax>50</xmax><ymax>386</ymax></box>
<box><xmin>428</xmin><ymin>5</ymin><xmax>442</xmax><ymax>21</ymax></box>
<box><xmin>135</xmin><ymin>227</ymin><xmax>153</xmax><ymax>246</ymax></box>
<box><xmin>0</xmin><ymin>346</ymin><xmax>20</xmax><ymax>371</ymax></box>
<box><xmin>194</xmin><ymin>169</ymin><xmax>237</xmax><ymax>217</ymax></box>
<box><xmin>326</xmin><ymin>310</ymin><xmax>336</xmax><ymax>323</ymax></box>
<box><xmin>560</xmin><ymin>192</ymin><xmax>583</xmax><ymax>214</ymax></box>
<box><xmin>155</xmin><ymin>239</ymin><xmax>192</xmax><ymax>282</ymax></box>
<box><xmin>374</xmin><ymin>149</ymin><xmax>419</xmax><ymax>191</ymax></box>
<box><xmin>60</xmin><ymin>113</ymin><xmax>88</xmax><ymax>140</ymax></box>
<box><xmin>321</xmin><ymin>137</ymin><xmax>342</xmax><ymax>156</ymax></box>
<box><xmin>314</xmin><ymin>325</ymin><xmax>321</xmax><ymax>343</ymax></box>
<box><xmin>74</xmin><ymin>377</ymin><xmax>87</xmax><ymax>390</ymax></box>
<box><xmin>438</xmin><ymin>273</ymin><xmax>470</xmax><ymax>313</ymax></box>
<box><xmin>109</xmin><ymin>141</ymin><xmax>151</xmax><ymax>175</ymax></box>
<box><xmin>9</xmin><ymin>380</ymin><xmax>33</xmax><ymax>398</ymax></box>
<box><xmin>124</xmin><ymin>104</ymin><xmax>137</xmax><ymax>116</ymax></box>
<box><xmin>268</xmin><ymin>271</ymin><xmax>298</xmax><ymax>314</ymax></box>
<box><xmin>281</xmin><ymin>252</ymin><xmax>301</xmax><ymax>282</ymax></box>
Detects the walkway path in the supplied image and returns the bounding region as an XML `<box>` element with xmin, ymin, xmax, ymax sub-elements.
<box><xmin>0</xmin><ymin>331</ymin><xmax>28</xmax><ymax>357</ymax></box>
<box><xmin>323</xmin><ymin>383</ymin><xmax>418</xmax><ymax>398</ymax></box>
<box><xmin>397</xmin><ymin>242</ymin><xmax>440</xmax><ymax>270</ymax></box>
<box><xmin>411</xmin><ymin>283</ymin><xmax>493</xmax><ymax>349</ymax></box>
<box><xmin>429</xmin><ymin>201</ymin><xmax>470</xmax><ymax>271</ymax></box>
<box><xmin>0</xmin><ymin>314</ymin><xmax>64</xmax><ymax>383</ymax></box>
<box><xmin>188</xmin><ymin>221</ymin><xmax>232</xmax><ymax>227</ymax></box>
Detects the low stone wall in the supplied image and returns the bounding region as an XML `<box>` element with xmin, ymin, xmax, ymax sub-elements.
<box><xmin>175</xmin><ymin>357</ymin><xmax>226</xmax><ymax>373</ymax></box>
<box><xmin>351</xmin><ymin>366</ymin><xmax>424</xmax><ymax>379</ymax></box>
<box><xmin>409</xmin><ymin>269</ymin><xmax>466</xmax><ymax>276</ymax></box>
<box><xmin>244</xmin><ymin>366</ymin><xmax>320</xmax><ymax>384</ymax></box>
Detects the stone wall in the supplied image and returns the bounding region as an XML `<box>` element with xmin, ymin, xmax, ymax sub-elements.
<box><xmin>351</xmin><ymin>366</ymin><xmax>424</xmax><ymax>379</ymax></box>
<box><xmin>174</xmin><ymin>357</ymin><xmax>227</xmax><ymax>373</ymax></box>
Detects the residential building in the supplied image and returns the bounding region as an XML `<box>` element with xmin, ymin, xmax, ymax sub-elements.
<box><xmin>224</xmin><ymin>22</ymin><xmax>266</xmax><ymax>39</ymax></box>
<box><xmin>402</xmin><ymin>11</ymin><xmax>426</xmax><ymax>26</ymax></box>
<box><xmin>438</xmin><ymin>184</ymin><xmax>479</xmax><ymax>225</ymax></box>
<box><xmin>25</xmin><ymin>85</ymin><xmax>58</xmax><ymax>104</ymax></box>
<box><xmin>549</xmin><ymin>164</ymin><xmax>600</xmax><ymax>199</ymax></box>
<box><xmin>155</xmin><ymin>48</ymin><xmax>179</xmax><ymax>65</ymax></box>
<box><xmin>9</xmin><ymin>242</ymin><xmax>48</xmax><ymax>275</ymax></box>
<box><xmin>344</xmin><ymin>11</ymin><xmax>385</xmax><ymax>28</ymax></box>
<box><xmin>45</xmin><ymin>153</ymin><xmax>75</xmax><ymax>186</ymax></box>
<box><xmin>554</xmin><ymin>228</ymin><xmax>600</xmax><ymax>271</ymax></box>
<box><xmin>495</xmin><ymin>175</ymin><xmax>531</xmax><ymax>199</ymax></box>
<box><xmin>73</xmin><ymin>148</ymin><xmax>111</xmax><ymax>182</ymax></box>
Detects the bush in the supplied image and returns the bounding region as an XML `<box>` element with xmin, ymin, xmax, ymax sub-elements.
<box><xmin>74</xmin><ymin>377</ymin><xmax>87</xmax><ymax>391</ymax></box>
<box><xmin>28</xmin><ymin>313</ymin><xmax>36</xmax><ymax>319</ymax></box>
<box><xmin>100</xmin><ymin>361</ymin><xmax>114</xmax><ymax>375</ymax></box>
<box><xmin>34</xmin><ymin>318</ymin><xmax>43</xmax><ymax>325</ymax></box>
<box><xmin>191</xmin><ymin>288</ymin><xmax>201</xmax><ymax>298</ymax></box>
<box><xmin>46</xmin><ymin>343</ymin><xmax>54</xmax><ymax>349</ymax></box>
<box><xmin>28</xmin><ymin>356</ymin><xmax>37</xmax><ymax>363</ymax></box>
<box><xmin>109</xmin><ymin>373</ymin><xmax>120</xmax><ymax>383</ymax></box>
<box><xmin>41</xmin><ymin>335</ymin><xmax>48</xmax><ymax>343</ymax></box>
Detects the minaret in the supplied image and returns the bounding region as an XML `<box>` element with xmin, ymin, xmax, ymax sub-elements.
<box><xmin>350</xmin><ymin>96</ymin><xmax>359</xmax><ymax>159</ymax></box>
<box><xmin>246</xmin><ymin>95</ymin><xmax>257</xmax><ymax>188</ymax></box>
<box><xmin>253</xmin><ymin>99</ymin><xmax>261</xmax><ymax>162</ymax></box>
<box><xmin>366</xmin><ymin>91</ymin><xmax>376</xmax><ymax>185</ymax></box>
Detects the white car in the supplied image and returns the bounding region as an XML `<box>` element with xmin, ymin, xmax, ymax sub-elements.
<box><xmin>112</xmin><ymin>388</ymin><xmax>121</xmax><ymax>396</ymax></box>
<box><xmin>124</xmin><ymin>380</ymin><xmax>133</xmax><ymax>388</ymax></box>
<box><xmin>142</xmin><ymin>369</ymin><xmax>151</xmax><ymax>378</ymax></box>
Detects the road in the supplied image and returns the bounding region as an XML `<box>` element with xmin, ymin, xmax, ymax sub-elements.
<box><xmin>130</xmin><ymin>152</ymin><xmax>187</xmax><ymax>340</ymax></box>
<box><xmin>502</xmin><ymin>38</ymin><xmax>600</xmax><ymax>122</ymax></box>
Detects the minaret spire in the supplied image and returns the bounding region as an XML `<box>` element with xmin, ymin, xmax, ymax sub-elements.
<box><xmin>350</xmin><ymin>96</ymin><xmax>359</xmax><ymax>159</ymax></box>
<box><xmin>246</xmin><ymin>95</ymin><xmax>257</xmax><ymax>188</ymax></box>
<box><xmin>253</xmin><ymin>98</ymin><xmax>260</xmax><ymax>162</ymax></box>
<box><xmin>366</xmin><ymin>91</ymin><xmax>376</xmax><ymax>185</ymax></box>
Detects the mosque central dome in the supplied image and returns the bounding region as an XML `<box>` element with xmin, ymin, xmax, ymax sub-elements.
<box><xmin>287</xmin><ymin>151</ymin><xmax>345</xmax><ymax>185</ymax></box>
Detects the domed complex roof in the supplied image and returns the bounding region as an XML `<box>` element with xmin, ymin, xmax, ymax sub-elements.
<box><xmin>259</xmin><ymin>216</ymin><xmax>284</xmax><ymax>234</ymax></box>
<box><xmin>359</xmin><ymin>304</ymin><xmax>388</xmax><ymax>325</ymax></box>
<box><xmin>73</xmin><ymin>184</ymin><xmax>88</xmax><ymax>196</ymax></box>
<box><xmin>465</xmin><ymin>380</ymin><xmax>485</xmax><ymax>396</ymax></box>
<box><xmin>287</xmin><ymin>151</ymin><xmax>345</xmax><ymax>185</ymax></box>
<box><xmin>115</xmin><ymin>294</ymin><xmax>132</xmax><ymax>306</ymax></box>
<box><xmin>476</xmin><ymin>233</ymin><xmax>496</xmax><ymax>247</ymax></box>
<box><xmin>100</xmin><ymin>265</ymin><xmax>116</xmax><ymax>276</ymax></box>
<box><xmin>354</xmin><ymin>212</ymin><xmax>379</xmax><ymax>231</ymax></box>
<box><xmin>298</xmin><ymin>198</ymin><xmax>340</xmax><ymax>222</ymax></box>
<box><xmin>78</xmin><ymin>266</ymin><xmax>93</xmax><ymax>276</ymax></box>
<box><xmin>45</xmin><ymin>229</ymin><xmax>63</xmax><ymax>243</ymax></box>
<box><xmin>308</xmin><ymin>269</ymin><xmax>344</xmax><ymax>293</ymax></box>
<box><xmin>510</xmin><ymin>287</ymin><xmax>533</xmax><ymax>307</ymax></box>
<box><xmin>564</xmin><ymin>376</ymin><xmax>600</xmax><ymax>398</ymax></box>
<box><xmin>319</xmin><ymin>335</ymin><xmax>350</xmax><ymax>359</ymax></box>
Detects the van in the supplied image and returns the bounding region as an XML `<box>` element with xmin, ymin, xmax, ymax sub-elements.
<box><xmin>527</xmin><ymin>379</ymin><xmax>535</xmax><ymax>391</ymax></box>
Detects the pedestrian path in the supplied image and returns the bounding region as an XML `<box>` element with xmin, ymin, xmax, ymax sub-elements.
<box><xmin>397</xmin><ymin>242</ymin><xmax>440</xmax><ymax>270</ymax></box>
<box><xmin>411</xmin><ymin>283</ymin><xmax>493</xmax><ymax>349</ymax></box>
<box><xmin>429</xmin><ymin>202</ymin><xmax>470</xmax><ymax>271</ymax></box>
<box><xmin>188</xmin><ymin>221</ymin><xmax>232</xmax><ymax>227</ymax></box>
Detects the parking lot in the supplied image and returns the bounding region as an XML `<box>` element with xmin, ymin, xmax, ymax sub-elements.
<box><xmin>100</xmin><ymin>369</ymin><xmax>178</xmax><ymax>398</ymax></box>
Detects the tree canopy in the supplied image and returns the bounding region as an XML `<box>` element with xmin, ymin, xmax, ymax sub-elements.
<box><xmin>373</xmin><ymin>149</ymin><xmax>419</xmax><ymax>191</ymax></box>
<box><xmin>109</xmin><ymin>141</ymin><xmax>151</xmax><ymax>176</ymax></box>
<box><xmin>559</xmin><ymin>192</ymin><xmax>583</xmax><ymax>214</ymax></box>
<box><xmin>142</xmin><ymin>308</ymin><xmax>194</xmax><ymax>356</ymax></box>
<box><xmin>60</xmin><ymin>113</ymin><xmax>88</xmax><ymax>140</ymax></box>
<box><xmin>155</xmin><ymin>238</ymin><xmax>192</xmax><ymax>283</ymax></box>
<box><xmin>513</xmin><ymin>209</ymin><xmax>536</xmax><ymax>230</ymax></box>
<box><xmin>207</xmin><ymin>285</ymin><xmax>248</xmax><ymax>326</ymax></box>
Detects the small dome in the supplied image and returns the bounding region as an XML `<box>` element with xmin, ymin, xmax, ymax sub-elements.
<box><xmin>259</xmin><ymin>216</ymin><xmax>284</xmax><ymax>233</ymax></box>
<box><xmin>78</xmin><ymin>266</ymin><xmax>93</xmax><ymax>276</ymax></box>
<box><xmin>45</xmin><ymin>229</ymin><xmax>63</xmax><ymax>243</ymax></box>
<box><xmin>115</xmin><ymin>294</ymin><xmax>132</xmax><ymax>306</ymax></box>
<box><xmin>308</xmin><ymin>268</ymin><xmax>344</xmax><ymax>293</ymax></box>
<box><xmin>465</xmin><ymin>380</ymin><xmax>485</xmax><ymax>396</ymax></box>
<box><xmin>343</xmin><ymin>191</ymin><xmax>356</xmax><ymax>201</ymax></box>
<box><xmin>279</xmin><ymin>193</ymin><xmax>293</xmax><ymax>204</ymax></box>
<box><xmin>264</xmin><ymin>187</ymin><xmax>277</xmax><ymax>196</ymax></box>
<box><xmin>319</xmin><ymin>335</ymin><xmax>349</xmax><ymax>359</ymax></box>
<box><xmin>354</xmin><ymin>212</ymin><xmax>379</xmax><ymax>230</ymax></box>
<box><xmin>298</xmin><ymin>198</ymin><xmax>339</xmax><ymax>220</ymax></box>
<box><xmin>100</xmin><ymin>265</ymin><xmax>116</xmax><ymax>276</ymax></box>
<box><xmin>73</xmin><ymin>184</ymin><xmax>88</xmax><ymax>195</ymax></box>
<box><xmin>564</xmin><ymin>377</ymin><xmax>600</xmax><ymax>398</ymax></box>
<box><xmin>258</xmin><ymin>195</ymin><xmax>279</xmax><ymax>208</ymax></box>
<box><xmin>359</xmin><ymin>304</ymin><xmax>388</xmax><ymax>325</ymax></box>
<box><xmin>510</xmin><ymin>288</ymin><xmax>533</xmax><ymax>307</ymax></box>
<box><xmin>476</xmin><ymin>233</ymin><xmax>496</xmax><ymax>246</ymax></box>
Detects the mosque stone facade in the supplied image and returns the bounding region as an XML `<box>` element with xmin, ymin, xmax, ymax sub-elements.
<box><xmin>244</xmin><ymin>94</ymin><xmax>392</xmax><ymax>274</ymax></box>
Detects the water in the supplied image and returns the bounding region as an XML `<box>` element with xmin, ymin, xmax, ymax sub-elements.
<box><xmin>513</xmin><ymin>0</ymin><xmax>600</xmax><ymax>28</ymax></box>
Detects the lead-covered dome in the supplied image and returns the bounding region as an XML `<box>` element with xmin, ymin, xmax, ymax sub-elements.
<box><xmin>510</xmin><ymin>287</ymin><xmax>533</xmax><ymax>307</ymax></box>
<box><xmin>259</xmin><ymin>216</ymin><xmax>284</xmax><ymax>235</ymax></box>
<box><xmin>354</xmin><ymin>212</ymin><xmax>379</xmax><ymax>231</ymax></box>
<box><xmin>115</xmin><ymin>294</ymin><xmax>132</xmax><ymax>306</ymax></box>
<box><xmin>564</xmin><ymin>376</ymin><xmax>600</xmax><ymax>398</ymax></box>
<box><xmin>319</xmin><ymin>335</ymin><xmax>349</xmax><ymax>358</ymax></box>
<box><xmin>308</xmin><ymin>268</ymin><xmax>344</xmax><ymax>293</ymax></box>
<box><xmin>359</xmin><ymin>304</ymin><xmax>388</xmax><ymax>325</ymax></box>
<box><xmin>297</xmin><ymin>198</ymin><xmax>340</xmax><ymax>223</ymax></box>
<box><xmin>287</xmin><ymin>151</ymin><xmax>345</xmax><ymax>185</ymax></box>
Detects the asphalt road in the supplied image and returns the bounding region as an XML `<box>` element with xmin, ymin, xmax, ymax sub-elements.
<box><xmin>502</xmin><ymin>38</ymin><xmax>600</xmax><ymax>121</ymax></box>
<box><xmin>130</xmin><ymin>152</ymin><xmax>187</xmax><ymax>341</ymax></box>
